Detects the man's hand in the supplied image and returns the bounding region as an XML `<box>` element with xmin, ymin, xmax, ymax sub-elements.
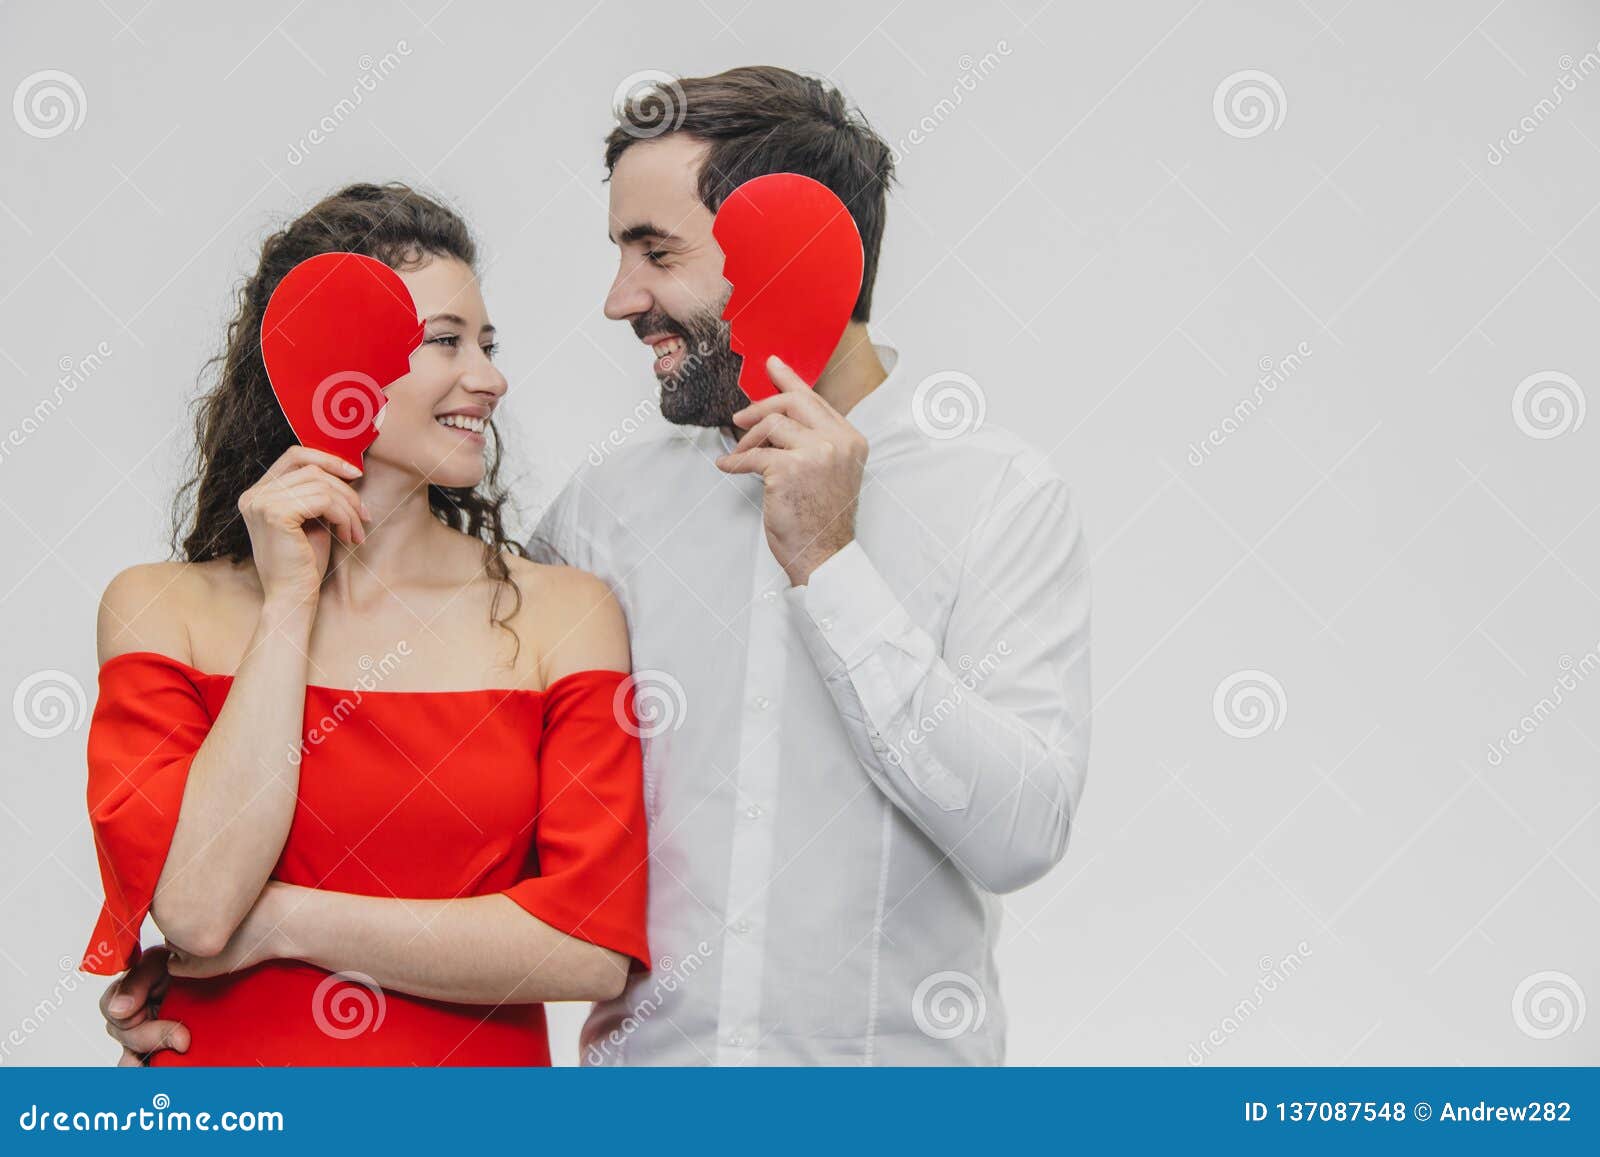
<box><xmin>716</xmin><ymin>355</ymin><xmax>868</xmax><ymax>585</ymax></box>
<box><xmin>99</xmin><ymin>946</ymin><xmax>189</xmax><ymax>1065</ymax></box>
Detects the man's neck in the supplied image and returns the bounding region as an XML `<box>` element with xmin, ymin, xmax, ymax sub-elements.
<box><xmin>813</xmin><ymin>323</ymin><xmax>887</xmax><ymax>417</ymax></box>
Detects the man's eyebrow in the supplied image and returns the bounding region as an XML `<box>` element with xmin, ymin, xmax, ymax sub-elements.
<box><xmin>611</xmin><ymin>222</ymin><xmax>681</xmax><ymax>245</ymax></box>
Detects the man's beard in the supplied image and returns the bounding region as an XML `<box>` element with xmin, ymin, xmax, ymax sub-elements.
<box><xmin>634</xmin><ymin>307</ymin><xmax>747</xmax><ymax>428</ymax></box>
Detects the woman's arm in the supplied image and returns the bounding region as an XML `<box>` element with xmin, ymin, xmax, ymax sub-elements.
<box><xmin>166</xmin><ymin>562</ymin><xmax>643</xmax><ymax>1005</ymax></box>
<box><xmin>168</xmin><ymin>881</ymin><xmax>629</xmax><ymax>1003</ymax></box>
<box><xmin>101</xmin><ymin>448</ymin><xmax>367</xmax><ymax>957</ymax></box>
<box><xmin>97</xmin><ymin>567</ymin><xmax>312</xmax><ymax>958</ymax></box>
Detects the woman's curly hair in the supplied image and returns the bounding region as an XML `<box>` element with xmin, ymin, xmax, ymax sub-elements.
<box><xmin>170</xmin><ymin>181</ymin><xmax>526</xmax><ymax>655</ymax></box>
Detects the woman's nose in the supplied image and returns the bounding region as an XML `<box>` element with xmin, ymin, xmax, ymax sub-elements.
<box><xmin>461</xmin><ymin>354</ymin><xmax>507</xmax><ymax>398</ymax></box>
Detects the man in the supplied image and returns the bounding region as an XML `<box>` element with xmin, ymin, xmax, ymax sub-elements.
<box><xmin>100</xmin><ymin>65</ymin><xmax>1091</xmax><ymax>1065</ymax></box>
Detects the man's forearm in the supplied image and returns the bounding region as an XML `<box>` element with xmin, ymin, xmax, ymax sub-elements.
<box><xmin>787</xmin><ymin>539</ymin><xmax>1090</xmax><ymax>894</ymax></box>
<box><xmin>815</xmin><ymin>634</ymin><xmax>1085</xmax><ymax>892</ymax></box>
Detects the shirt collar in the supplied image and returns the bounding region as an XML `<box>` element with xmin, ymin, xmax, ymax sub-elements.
<box><xmin>839</xmin><ymin>343</ymin><xmax>903</xmax><ymax>444</ymax></box>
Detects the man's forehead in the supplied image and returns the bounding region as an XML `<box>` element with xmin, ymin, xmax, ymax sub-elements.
<box><xmin>608</xmin><ymin>136</ymin><xmax>712</xmax><ymax>235</ymax></box>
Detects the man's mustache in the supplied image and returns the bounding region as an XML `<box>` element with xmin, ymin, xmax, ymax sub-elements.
<box><xmin>631</xmin><ymin>312</ymin><xmax>687</xmax><ymax>343</ymax></box>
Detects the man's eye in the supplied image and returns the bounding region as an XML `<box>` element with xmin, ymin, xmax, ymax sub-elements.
<box><xmin>426</xmin><ymin>334</ymin><xmax>460</xmax><ymax>348</ymax></box>
<box><xmin>645</xmin><ymin>250</ymin><xmax>668</xmax><ymax>265</ymax></box>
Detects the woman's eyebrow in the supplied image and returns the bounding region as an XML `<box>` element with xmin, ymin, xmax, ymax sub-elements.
<box><xmin>427</xmin><ymin>313</ymin><xmax>494</xmax><ymax>334</ymax></box>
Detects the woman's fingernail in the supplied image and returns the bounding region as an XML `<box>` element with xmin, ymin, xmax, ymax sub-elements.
<box><xmin>109</xmin><ymin>995</ymin><xmax>133</xmax><ymax>1014</ymax></box>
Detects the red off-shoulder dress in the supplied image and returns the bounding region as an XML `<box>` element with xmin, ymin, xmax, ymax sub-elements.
<box><xmin>80</xmin><ymin>651</ymin><xmax>651</xmax><ymax>1066</ymax></box>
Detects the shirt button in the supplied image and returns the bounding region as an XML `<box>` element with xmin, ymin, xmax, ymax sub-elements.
<box><xmin>819</xmin><ymin>616</ymin><xmax>834</xmax><ymax>631</ymax></box>
<box><xmin>729</xmin><ymin>1034</ymin><xmax>746</xmax><ymax>1048</ymax></box>
<box><xmin>732</xmin><ymin>919</ymin><xmax>750</xmax><ymax>934</ymax></box>
<box><xmin>745</xmin><ymin>804</ymin><xmax>763</xmax><ymax>819</ymax></box>
<box><xmin>762</xmin><ymin>589</ymin><xmax>778</xmax><ymax>603</ymax></box>
<box><xmin>752</xmin><ymin>695</ymin><xmax>770</xmax><ymax>711</ymax></box>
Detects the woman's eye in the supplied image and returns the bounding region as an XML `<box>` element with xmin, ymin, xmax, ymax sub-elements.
<box><xmin>426</xmin><ymin>334</ymin><xmax>460</xmax><ymax>348</ymax></box>
<box><xmin>481</xmin><ymin>343</ymin><xmax>500</xmax><ymax>360</ymax></box>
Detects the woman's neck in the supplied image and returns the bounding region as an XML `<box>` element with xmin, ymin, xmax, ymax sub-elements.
<box><xmin>321</xmin><ymin>464</ymin><xmax>445</xmax><ymax>609</ymax></box>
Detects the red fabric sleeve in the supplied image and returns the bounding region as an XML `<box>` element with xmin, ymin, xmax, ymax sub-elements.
<box><xmin>81</xmin><ymin>652</ymin><xmax>215</xmax><ymax>975</ymax></box>
<box><xmin>500</xmin><ymin>669</ymin><xmax>651</xmax><ymax>972</ymax></box>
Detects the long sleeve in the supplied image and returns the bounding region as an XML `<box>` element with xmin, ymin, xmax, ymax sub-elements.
<box><xmin>82</xmin><ymin>652</ymin><xmax>216</xmax><ymax>974</ymax></box>
<box><xmin>784</xmin><ymin>469</ymin><xmax>1091</xmax><ymax>894</ymax></box>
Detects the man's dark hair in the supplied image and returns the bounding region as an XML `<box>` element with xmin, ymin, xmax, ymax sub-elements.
<box><xmin>605</xmin><ymin>65</ymin><xmax>894</xmax><ymax>322</ymax></box>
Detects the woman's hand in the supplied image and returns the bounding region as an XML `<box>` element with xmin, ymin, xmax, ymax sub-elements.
<box><xmin>238</xmin><ymin>446</ymin><xmax>370</xmax><ymax>605</ymax></box>
<box><xmin>167</xmin><ymin>882</ymin><xmax>295</xmax><ymax>980</ymax></box>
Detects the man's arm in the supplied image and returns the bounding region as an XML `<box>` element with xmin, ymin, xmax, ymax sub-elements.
<box><xmin>785</xmin><ymin>466</ymin><xmax>1091</xmax><ymax>894</ymax></box>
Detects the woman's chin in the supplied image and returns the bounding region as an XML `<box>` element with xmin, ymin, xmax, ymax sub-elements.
<box><xmin>426</xmin><ymin>463</ymin><xmax>487</xmax><ymax>490</ymax></box>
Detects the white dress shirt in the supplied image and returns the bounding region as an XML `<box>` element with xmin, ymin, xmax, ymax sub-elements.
<box><xmin>527</xmin><ymin>345</ymin><xmax>1091</xmax><ymax>1065</ymax></box>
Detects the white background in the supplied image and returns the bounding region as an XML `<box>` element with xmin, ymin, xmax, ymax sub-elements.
<box><xmin>2</xmin><ymin>0</ymin><xmax>1597</xmax><ymax>1065</ymax></box>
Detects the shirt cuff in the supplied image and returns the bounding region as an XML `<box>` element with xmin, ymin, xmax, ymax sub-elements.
<box><xmin>784</xmin><ymin>540</ymin><xmax>919</xmax><ymax>671</ymax></box>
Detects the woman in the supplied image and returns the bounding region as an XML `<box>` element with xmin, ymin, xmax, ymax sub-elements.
<box><xmin>81</xmin><ymin>183</ymin><xmax>650</xmax><ymax>1065</ymax></box>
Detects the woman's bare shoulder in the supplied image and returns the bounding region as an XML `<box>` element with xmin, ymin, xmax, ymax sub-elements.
<box><xmin>96</xmin><ymin>558</ymin><xmax>255</xmax><ymax>665</ymax></box>
<box><xmin>498</xmin><ymin>552</ymin><xmax>630</xmax><ymax>685</ymax></box>
<box><xmin>499</xmin><ymin>551</ymin><xmax>612</xmax><ymax>603</ymax></box>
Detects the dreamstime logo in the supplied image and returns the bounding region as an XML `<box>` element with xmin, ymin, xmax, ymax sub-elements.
<box><xmin>1487</xmin><ymin>44</ymin><xmax>1600</xmax><ymax>165</ymax></box>
<box><xmin>912</xmin><ymin>971</ymin><xmax>987</xmax><ymax>1039</ymax></box>
<box><xmin>1187</xmin><ymin>941</ymin><xmax>1314</xmax><ymax>1065</ymax></box>
<box><xmin>0</xmin><ymin>941</ymin><xmax>112</xmax><ymax>1064</ymax></box>
<box><xmin>13</xmin><ymin>70</ymin><xmax>87</xmax><ymax>139</ymax></box>
<box><xmin>13</xmin><ymin>669</ymin><xmax>87</xmax><ymax>739</ymax></box>
<box><xmin>583</xmin><ymin>940</ymin><xmax>714</xmax><ymax>1065</ymax></box>
<box><xmin>286</xmin><ymin>41</ymin><xmax>412</xmax><ymax>165</ymax></box>
<box><xmin>886</xmin><ymin>642</ymin><xmax>1011</xmax><ymax>766</ymax></box>
<box><xmin>1</xmin><ymin>340</ymin><xmax>113</xmax><ymax>468</ymax></box>
<box><xmin>1511</xmin><ymin>371</ymin><xmax>1585</xmax><ymax>439</ymax></box>
<box><xmin>1485</xmin><ymin>645</ymin><xmax>1600</xmax><ymax>767</ymax></box>
<box><xmin>612</xmin><ymin>70</ymin><xmax>686</xmax><ymax>139</ymax></box>
<box><xmin>888</xmin><ymin>41</ymin><xmax>1013</xmax><ymax>164</ymax></box>
<box><xmin>1212</xmin><ymin>70</ymin><xmax>1287</xmax><ymax>139</ymax></box>
<box><xmin>311</xmin><ymin>371</ymin><xmax>384</xmax><ymax>438</ymax></box>
<box><xmin>912</xmin><ymin>371</ymin><xmax>986</xmax><ymax>440</ymax></box>
<box><xmin>311</xmin><ymin>970</ymin><xmax>386</xmax><ymax>1039</ymax></box>
<box><xmin>614</xmin><ymin>670</ymin><xmax>687</xmax><ymax>739</ymax></box>
<box><xmin>1212</xmin><ymin>669</ymin><xmax>1287</xmax><ymax>739</ymax></box>
<box><xmin>1187</xmin><ymin>341</ymin><xmax>1312</xmax><ymax>466</ymax></box>
<box><xmin>1511</xmin><ymin>970</ymin><xmax>1586</xmax><ymax>1040</ymax></box>
<box><xmin>289</xmin><ymin>642</ymin><xmax>412</xmax><ymax>765</ymax></box>
<box><xmin>587</xmin><ymin>394</ymin><xmax>660</xmax><ymax>466</ymax></box>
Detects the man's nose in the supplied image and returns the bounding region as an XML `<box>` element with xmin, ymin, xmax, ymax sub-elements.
<box><xmin>604</xmin><ymin>266</ymin><xmax>651</xmax><ymax>321</ymax></box>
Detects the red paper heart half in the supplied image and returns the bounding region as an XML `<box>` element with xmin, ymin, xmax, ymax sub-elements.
<box><xmin>260</xmin><ymin>252</ymin><xmax>424</xmax><ymax>469</ymax></box>
<box><xmin>711</xmin><ymin>173</ymin><xmax>864</xmax><ymax>402</ymax></box>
